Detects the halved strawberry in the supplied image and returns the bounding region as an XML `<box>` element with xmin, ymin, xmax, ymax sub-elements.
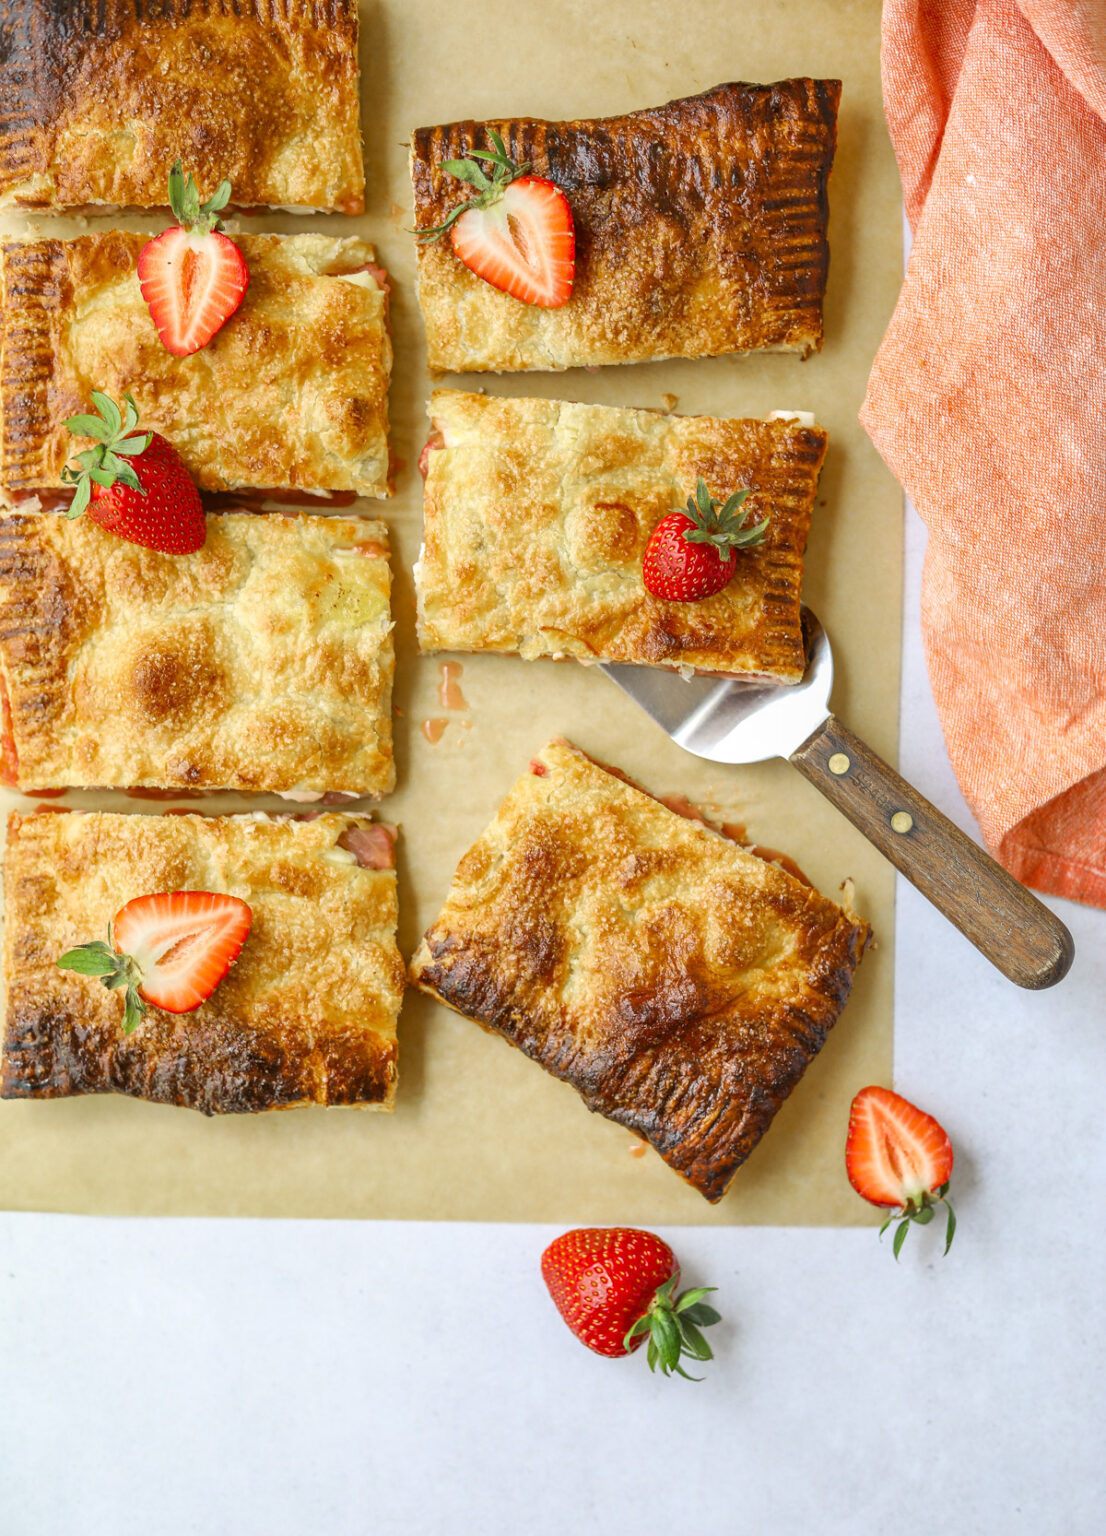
<box><xmin>137</xmin><ymin>160</ymin><xmax>250</xmax><ymax>356</ymax></box>
<box><xmin>56</xmin><ymin>891</ymin><xmax>252</xmax><ymax>1034</ymax></box>
<box><xmin>846</xmin><ymin>1085</ymin><xmax>957</xmax><ymax>1258</ymax></box>
<box><xmin>61</xmin><ymin>391</ymin><xmax>205</xmax><ymax>554</ymax></box>
<box><xmin>642</xmin><ymin>477</ymin><xmax>769</xmax><ymax>602</ymax></box>
<box><xmin>420</xmin><ymin>132</ymin><xmax>574</xmax><ymax>308</ymax></box>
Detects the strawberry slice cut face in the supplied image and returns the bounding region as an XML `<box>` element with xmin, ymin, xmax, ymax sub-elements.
<box><xmin>113</xmin><ymin>891</ymin><xmax>253</xmax><ymax>1013</ymax></box>
<box><xmin>137</xmin><ymin>159</ymin><xmax>250</xmax><ymax>356</ymax></box>
<box><xmin>846</xmin><ymin>1085</ymin><xmax>957</xmax><ymax>1257</ymax></box>
<box><xmin>451</xmin><ymin>176</ymin><xmax>575</xmax><ymax>308</ymax></box>
<box><xmin>138</xmin><ymin>226</ymin><xmax>250</xmax><ymax>356</ymax></box>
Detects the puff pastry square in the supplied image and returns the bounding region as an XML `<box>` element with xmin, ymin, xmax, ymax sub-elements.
<box><xmin>411</xmin><ymin>79</ymin><xmax>840</xmax><ymax>372</ymax></box>
<box><xmin>0</xmin><ymin>512</ymin><xmax>395</xmax><ymax>797</ymax></box>
<box><xmin>410</xmin><ymin>739</ymin><xmax>870</xmax><ymax>1203</ymax></box>
<box><xmin>416</xmin><ymin>391</ymin><xmax>826</xmax><ymax>683</ymax></box>
<box><xmin>0</xmin><ymin>232</ymin><xmax>392</xmax><ymax>501</ymax></box>
<box><xmin>0</xmin><ymin>0</ymin><xmax>364</xmax><ymax>213</ymax></box>
<box><xmin>2</xmin><ymin>809</ymin><xmax>403</xmax><ymax>1114</ymax></box>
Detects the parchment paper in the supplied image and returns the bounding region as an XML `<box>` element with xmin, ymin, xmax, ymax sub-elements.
<box><xmin>0</xmin><ymin>0</ymin><xmax>903</xmax><ymax>1223</ymax></box>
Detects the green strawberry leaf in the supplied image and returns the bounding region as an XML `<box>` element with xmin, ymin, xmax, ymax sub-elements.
<box><xmin>623</xmin><ymin>1314</ymin><xmax>653</xmax><ymax>1345</ymax></box>
<box><xmin>64</xmin><ymin>413</ymin><xmax>112</xmax><ymax>441</ymax></box>
<box><xmin>204</xmin><ymin>178</ymin><xmax>233</xmax><ymax>215</ymax></box>
<box><xmin>56</xmin><ymin>941</ymin><xmax>118</xmax><ymax>976</ymax></box>
<box><xmin>673</xmin><ymin>1286</ymin><xmax>716</xmax><ymax>1313</ymax></box>
<box><xmin>90</xmin><ymin>390</ymin><xmax>122</xmax><ymax>436</ymax></box>
<box><xmin>65</xmin><ymin>477</ymin><xmax>91</xmax><ymax>519</ymax></box>
<box><xmin>110</xmin><ymin>434</ymin><xmax>152</xmax><ymax>459</ymax></box>
<box><xmin>440</xmin><ymin>158</ymin><xmax>491</xmax><ymax>190</ymax></box>
<box><xmin>681</xmin><ymin>1302</ymin><xmax>722</xmax><ymax>1327</ymax></box>
<box><xmin>677</xmin><ymin>1320</ymin><xmax>714</xmax><ymax>1362</ymax></box>
<box><xmin>943</xmin><ymin>1199</ymin><xmax>957</xmax><ymax>1255</ymax></box>
<box><xmin>121</xmin><ymin>985</ymin><xmax>145</xmax><ymax>1036</ymax></box>
<box><xmin>893</xmin><ymin>1218</ymin><xmax>911</xmax><ymax>1260</ymax></box>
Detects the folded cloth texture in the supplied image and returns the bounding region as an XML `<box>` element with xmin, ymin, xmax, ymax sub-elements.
<box><xmin>862</xmin><ymin>0</ymin><xmax>1106</xmax><ymax>907</ymax></box>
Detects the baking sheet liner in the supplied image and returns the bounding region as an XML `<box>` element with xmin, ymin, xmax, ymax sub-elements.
<box><xmin>0</xmin><ymin>0</ymin><xmax>903</xmax><ymax>1223</ymax></box>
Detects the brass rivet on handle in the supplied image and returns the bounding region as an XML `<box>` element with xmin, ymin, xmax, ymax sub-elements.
<box><xmin>891</xmin><ymin>811</ymin><xmax>914</xmax><ymax>834</ymax></box>
<box><xmin>828</xmin><ymin>753</ymin><xmax>851</xmax><ymax>776</ymax></box>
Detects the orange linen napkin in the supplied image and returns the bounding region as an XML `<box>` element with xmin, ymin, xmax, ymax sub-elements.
<box><xmin>861</xmin><ymin>0</ymin><xmax>1106</xmax><ymax>908</ymax></box>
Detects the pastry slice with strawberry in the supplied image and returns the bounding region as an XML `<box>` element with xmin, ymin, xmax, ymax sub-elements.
<box><xmin>642</xmin><ymin>477</ymin><xmax>769</xmax><ymax>602</ymax></box>
<box><xmin>5</xmin><ymin>811</ymin><xmax>403</xmax><ymax>1115</ymax></box>
<box><xmin>419</xmin><ymin>132</ymin><xmax>575</xmax><ymax>308</ymax></box>
<box><xmin>58</xmin><ymin>891</ymin><xmax>253</xmax><ymax>1035</ymax></box>
<box><xmin>61</xmin><ymin>390</ymin><xmax>205</xmax><ymax>553</ymax></box>
<box><xmin>138</xmin><ymin>161</ymin><xmax>251</xmax><ymax>356</ymax></box>
<box><xmin>846</xmin><ymin>1085</ymin><xmax>957</xmax><ymax>1258</ymax></box>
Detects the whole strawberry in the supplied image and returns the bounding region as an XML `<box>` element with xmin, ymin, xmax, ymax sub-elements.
<box><xmin>540</xmin><ymin>1227</ymin><xmax>721</xmax><ymax>1379</ymax></box>
<box><xmin>61</xmin><ymin>390</ymin><xmax>205</xmax><ymax>554</ymax></box>
<box><xmin>642</xmin><ymin>476</ymin><xmax>769</xmax><ymax>602</ymax></box>
<box><xmin>846</xmin><ymin>1085</ymin><xmax>957</xmax><ymax>1258</ymax></box>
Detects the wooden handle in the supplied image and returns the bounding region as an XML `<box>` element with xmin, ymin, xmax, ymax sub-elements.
<box><xmin>790</xmin><ymin>714</ymin><xmax>1074</xmax><ymax>989</ymax></box>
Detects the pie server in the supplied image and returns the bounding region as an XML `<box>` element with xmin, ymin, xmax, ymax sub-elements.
<box><xmin>600</xmin><ymin>607</ymin><xmax>1074</xmax><ymax>989</ymax></box>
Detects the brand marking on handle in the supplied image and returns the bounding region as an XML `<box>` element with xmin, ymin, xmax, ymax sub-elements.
<box><xmin>891</xmin><ymin>811</ymin><xmax>914</xmax><ymax>834</ymax></box>
<box><xmin>828</xmin><ymin>753</ymin><xmax>850</xmax><ymax>776</ymax></box>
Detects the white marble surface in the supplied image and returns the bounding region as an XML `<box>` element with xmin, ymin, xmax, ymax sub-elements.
<box><xmin>1</xmin><ymin>506</ymin><xmax>1104</xmax><ymax>1536</ymax></box>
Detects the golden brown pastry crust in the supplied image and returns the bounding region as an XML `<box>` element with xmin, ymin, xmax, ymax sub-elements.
<box><xmin>410</xmin><ymin>739</ymin><xmax>870</xmax><ymax>1202</ymax></box>
<box><xmin>0</xmin><ymin>0</ymin><xmax>364</xmax><ymax>212</ymax></box>
<box><xmin>0</xmin><ymin>231</ymin><xmax>392</xmax><ymax>499</ymax></box>
<box><xmin>416</xmin><ymin>392</ymin><xmax>826</xmax><ymax>683</ymax></box>
<box><xmin>2</xmin><ymin>810</ymin><xmax>403</xmax><ymax>1114</ymax></box>
<box><xmin>411</xmin><ymin>80</ymin><xmax>840</xmax><ymax>372</ymax></box>
<box><xmin>0</xmin><ymin>512</ymin><xmax>395</xmax><ymax>796</ymax></box>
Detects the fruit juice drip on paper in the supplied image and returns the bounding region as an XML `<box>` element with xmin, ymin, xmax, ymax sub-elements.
<box><xmin>439</xmin><ymin>661</ymin><xmax>467</xmax><ymax>711</ymax></box>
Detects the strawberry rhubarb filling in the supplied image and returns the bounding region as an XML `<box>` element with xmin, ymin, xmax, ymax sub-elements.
<box><xmin>337</xmin><ymin>823</ymin><xmax>397</xmax><ymax>870</ymax></box>
<box><xmin>0</xmin><ymin>676</ymin><xmax>19</xmax><ymax>788</ymax></box>
<box><xmin>418</xmin><ymin>426</ymin><xmax>446</xmax><ymax>480</ymax></box>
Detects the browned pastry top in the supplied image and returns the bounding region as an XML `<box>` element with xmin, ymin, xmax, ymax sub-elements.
<box><xmin>411</xmin><ymin>79</ymin><xmax>840</xmax><ymax>372</ymax></box>
<box><xmin>410</xmin><ymin>739</ymin><xmax>870</xmax><ymax>1202</ymax></box>
<box><xmin>0</xmin><ymin>0</ymin><xmax>364</xmax><ymax>212</ymax></box>
<box><xmin>0</xmin><ymin>512</ymin><xmax>395</xmax><ymax>795</ymax></box>
<box><xmin>2</xmin><ymin>810</ymin><xmax>403</xmax><ymax>1114</ymax></box>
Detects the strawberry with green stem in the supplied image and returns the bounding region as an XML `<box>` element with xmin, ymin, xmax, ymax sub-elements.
<box><xmin>642</xmin><ymin>476</ymin><xmax>770</xmax><ymax>602</ymax></box>
<box><xmin>846</xmin><ymin>1085</ymin><xmax>957</xmax><ymax>1259</ymax></box>
<box><xmin>137</xmin><ymin>160</ymin><xmax>250</xmax><ymax>355</ymax></box>
<box><xmin>57</xmin><ymin>891</ymin><xmax>253</xmax><ymax>1035</ymax></box>
<box><xmin>540</xmin><ymin>1227</ymin><xmax>721</xmax><ymax>1379</ymax></box>
<box><xmin>61</xmin><ymin>390</ymin><xmax>205</xmax><ymax>554</ymax></box>
<box><xmin>419</xmin><ymin>131</ymin><xmax>575</xmax><ymax>308</ymax></box>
